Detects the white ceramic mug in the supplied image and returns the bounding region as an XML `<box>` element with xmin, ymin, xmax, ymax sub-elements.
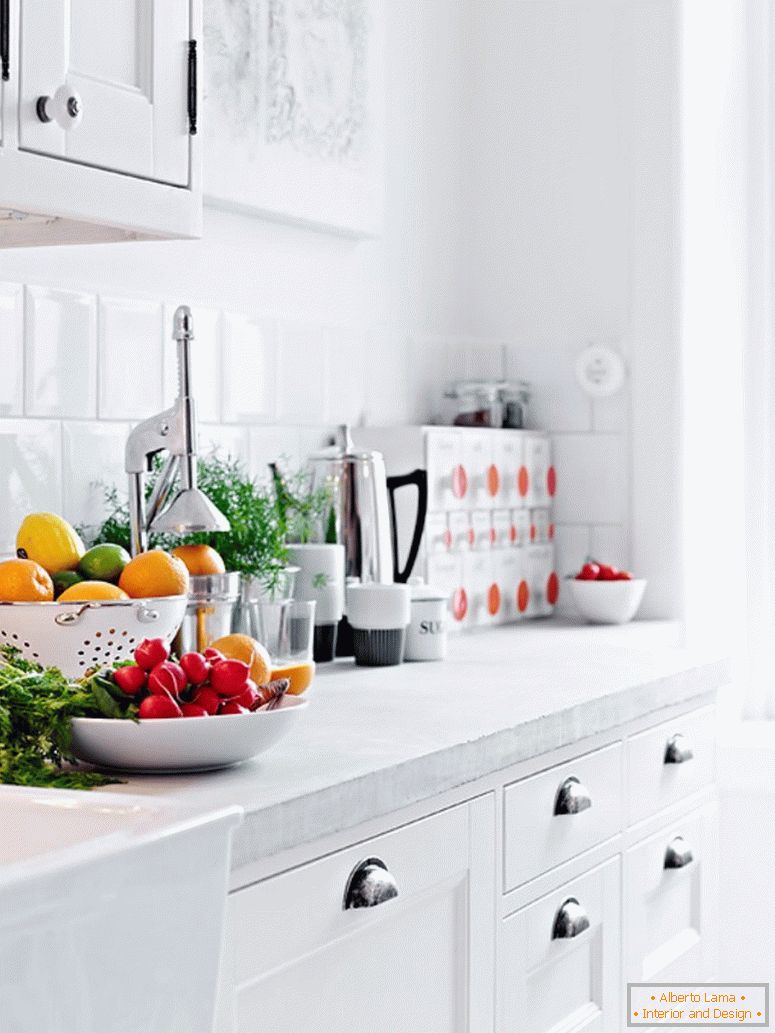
<box><xmin>287</xmin><ymin>544</ymin><xmax>345</xmax><ymax>624</ymax></box>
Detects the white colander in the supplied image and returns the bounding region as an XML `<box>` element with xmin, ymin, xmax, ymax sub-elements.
<box><xmin>0</xmin><ymin>596</ymin><xmax>188</xmax><ymax>677</ymax></box>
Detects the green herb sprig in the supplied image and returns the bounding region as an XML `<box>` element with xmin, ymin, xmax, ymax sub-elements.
<box><xmin>0</xmin><ymin>647</ymin><xmax>132</xmax><ymax>789</ymax></box>
<box><xmin>86</xmin><ymin>453</ymin><xmax>289</xmax><ymax>589</ymax></box>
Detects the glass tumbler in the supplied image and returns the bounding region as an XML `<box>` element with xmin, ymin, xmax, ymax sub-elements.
<box><xmin>253</xmin><ymin>599</ymin><xmax>291</xmax><ymax>665</ymax></box>
<box><xmin>287</xmin><ymin>600</ymin><xmax>316</xmax><ymax>663</ymax></box>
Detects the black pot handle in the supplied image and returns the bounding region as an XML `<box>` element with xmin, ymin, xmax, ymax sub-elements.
<box><xmin>386</xmin><ymin>469</ymin><xmax>428</xmax><ymax>583</ymax></box>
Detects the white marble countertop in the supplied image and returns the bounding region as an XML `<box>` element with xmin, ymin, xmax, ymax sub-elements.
<box><xmin>104</xmin><ymin>618</ymin><xmax>729</xmax><ymax>869</ymax></box>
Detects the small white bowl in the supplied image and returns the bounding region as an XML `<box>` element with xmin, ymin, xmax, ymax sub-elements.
<box><xmin>567</xmin><ymin>578</ymin><xmax>647</xmax><ymax>625</ymax></box>
<box><xmin>70</xmin><ymin>696</ymin><xmax>308</xmax><ymax>773</ymax></box>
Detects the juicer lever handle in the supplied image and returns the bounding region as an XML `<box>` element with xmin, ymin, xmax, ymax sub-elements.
<box><xmin>387</xmin><ymin>469</ymin><xmax>428</xmax><ymax>584</ymax></box>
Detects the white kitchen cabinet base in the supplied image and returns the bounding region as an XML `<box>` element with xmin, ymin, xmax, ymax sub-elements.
<box><xmin>500</xmin><ymin>858</ymin><xmax>621</xmax><ymax>1033</ymax></box>
<box><xmin>235</xmin><ymin>889</ymin><xmax>466</xmax><ymax>1033</ymax></box>
<box><xmin>625</xmin><ymin>802</ymin><xmax>719</xmax><ymax>983</ymax></box>
<box><xmin>223</xmin><ymin>797</ymin><xmax>496</xmax><ymax>1033</ymax></box>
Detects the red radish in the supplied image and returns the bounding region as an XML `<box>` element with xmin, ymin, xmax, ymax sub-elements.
<box><xmin>597</xmin><ymin>564</ymin><xmax>619</xmax><ymax>581</ymax></box>
<box><xmin>112</xmin><ymin>664</ymin><xmax>147</xmax><ymax>696</ymax></box>
<box><xmin>191</xmin><ymin>687</ymin><xmax>221</xmax><ymax>715</ymax></box>
<box><xmin>219</xmin><ymin>700</ymin><xmax>249</xmax><ymax>716</ymax></box>
<box><xmin>181</xmin><ymin>703</ymin><xmax>209</xmax><ymax>718</ymax></box>
<box><xmin>204</xmin><ymin>647</ymin><xmax>226</xmax><ymax>664</ymax></box>
<box><xmin>134</xmin><ymin>638</ymin><xmax>170</xmax><ymax>671</ymax></box>
<box><xmin>179</xmin><ymin>651</ymin><xmax>209</xmax><ymax>686</ymax></box>
<box><xmin>147</xmin><ymin>660</ymin><xmax>187</xmax><ymax>697</ymax></box>
<box><xmin>615</xmin><ymin>570</ymin><xmax>634</xmax><ymax>581</ymax></box>
<box><xmin>233</xmin><ymin>680</ymin><xmax>260</xmax><ymax>711</ymax></box>
<box><xmin>138</xmin><ymin>694</ymin><xmax>181</xmax><ymax>719</ymax></box>
<box><xmin>210</xmin><ymin>658</ymin><xmax>250</xmax><ymax>696</ymax></box>
<box><xmin>576</xmin><ymin>562</ymin><xmax>601</xmax><ymax>581</ymax></box>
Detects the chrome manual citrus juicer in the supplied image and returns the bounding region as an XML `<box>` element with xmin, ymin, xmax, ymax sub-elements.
<box><xmin>125</xmin><ymin>305</ymin><xmax>230</xmax><ymax>556</ymax></box>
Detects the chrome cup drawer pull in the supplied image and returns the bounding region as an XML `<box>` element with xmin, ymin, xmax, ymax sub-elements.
<box><xmin>664</xmin><ymin>836</ymin><xmax>694</xmax><ymax>870</ymax></box>
<box><xmin>554</xmin><ymin>776</ymin><xmax>592</xmax><ymax>815</ymax></box>
<box><xmin>343</xmin><ymin>857</ymin><xmax>399</xmax><ymax>910</ymax></box>
<box><xmin>664</xmin><ymin>733</ymin><xmax>694</xmax><ymax>764</ymax></box>
<box><xmin>552</xmin><ymin>897</ymin><xmax>590</xmax><ymax>940</ymax></box>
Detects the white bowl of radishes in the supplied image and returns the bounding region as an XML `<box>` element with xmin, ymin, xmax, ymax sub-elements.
<box><xmin>567</xmin><ymin>563</ymin><xmax>646</xmax><ymax>625</ymax></box>
<box><xmin>69</xmin><ymin>637</ymin><xmax>308</xmax><ymax>772</ymax></box>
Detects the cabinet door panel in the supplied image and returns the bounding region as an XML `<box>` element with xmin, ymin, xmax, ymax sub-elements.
<box><xmin>224</xmin><ymin>799</ymin><xmax>496</xmax><ymax>1033</ymax></box>
<box><xmin>624</xmin><ymin>803</ymin><xmax>719</xmax><ymax>983</ymax></box>
<box><xmin>236</xmin><ymin>879</ymin><xmax>467</xmax><ymax>1033</ymax></box>
<box><xmin>20</xmin><ymin>0</ymin><xmax>189</xmax><ymax>185</ymax></box>
<box><xmin>500</xmin><ymin>858</ymin><xmax>621</xmax><ymax>1033</ymax></box>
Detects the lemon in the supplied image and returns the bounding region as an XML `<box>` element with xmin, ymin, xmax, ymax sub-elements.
<box><xmin>16</xmin><ymin>513</ymin><xmax>85</xmax><ymax>574</ymax></box>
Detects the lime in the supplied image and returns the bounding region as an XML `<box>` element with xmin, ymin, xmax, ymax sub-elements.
<box><xmin>78</xmin><ymin>544</ymin><xmax>131</xmax><ymax>583</ymax></box>
<box><xmin>52</xmin><ymin>570</ymin><xmax>84</xmax><ymax>598</ymax></box>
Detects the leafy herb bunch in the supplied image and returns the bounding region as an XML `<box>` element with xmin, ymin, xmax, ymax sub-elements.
<box><xmin>0</xmin><ymin>647</ymin><xmax>127</xmax><ymax>789</ymax></box>
<box><xmin>89</xmin><ymin>454</ymin><xmax>289</xmax><ymax>587</ymax></box>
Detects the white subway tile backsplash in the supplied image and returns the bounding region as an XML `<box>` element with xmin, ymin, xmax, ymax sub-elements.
<box><xmin>62</xmin><ymin>421</ymin><xmax>130</xmax><ymax>530</ymax></box>
<box><xmin>0</xmin><ymin>285</ymin><xmax>23</xmax><ymax>417</ymax></box>
<box><xmin>446</xmin><ymin>339</ymin><xmax>505</xmax><ymax>382</ymax></box>
<box><xmin>326</xmin><ymin>329</ymin><xmax>366</xmax><ymax>426</ymax></box>
<box><xmin>590</xmin><ymin>524</ymin><xmax>630</xmax><ymax>572</ymax></box>
<box><xmin>407</xmin><ymin>335</ymin><xmax>448</xmax><ymax>423</ymax></box>
<box><xmin>99</xmin><ymin>296</ymin><xmax>164</xmax><ymax>420</ymax></box>
<box><xmin>198</xmin><ymin>424</ymin><xmax>251</xmax><ymax>466</ymax></box>
<box><xmin>249</xmin><ymin>426</ymin><xmax>300</xmax><ymax>482</ymax></box>
<box><xmin>0</xmin><ymin>419</ymin><xmax>63</xmax><ymax>553</ymax></box>
<box><xmin>221</xmin><ymin>313</ymin><xmax>277</xmax><ymax>424</ymax></box>
<box><xmin>163</xmin><ymin>304</ymin><xmax>222</xmax><ymax>423</ymax></box>
<box><xmin>297</xmin><ymin>426</ymin><xmax>338</xmax><ymax>465</ymax></box>
<box><xmin>277</xmin><ymin>324</ymin><xmax>327</xmax><ymax>425</ymax></box>
<box><xmin>506</xmin><ymin>341</ymin><xmax>592</xmax><ymax>433</ymax></box>
<box><xmin>25</xmin><ymin>286</ymin><xmax>97</xmax><ymax>419</ymax></box>
<box><xmin>552</xmin><ymin>523</ymin><xmax>591</xmax><ymax>615</ymax></box>
<box><xmin>363</xmin><ymin>328</ymin><xmax>409</xmax><ymax>425</ymax></box>
<box><xmin>592</xmin><ymin>392</ymin><xmax>629</xmax><ymax>433</ymax></box>
<box><xmin>552</xmin><ymin>433</ymin><xmax>627</xmax><ymax>524</ymax></box>
<box><xmin>0</xmin><ymin>276</ymin><xmax>632</xmax><ymax>557</ymax></box>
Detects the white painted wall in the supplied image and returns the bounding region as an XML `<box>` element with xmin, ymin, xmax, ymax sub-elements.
<box><xmin>0</xmin><ymin>0</ymin><xmax>741</xmax><ymax>630</ymax></box>
<box><xmin>458</xmin><ymin>0</ymin><xmax>682</xmax><ymax>611</ymax></box>
<box><xmin>0</xmin><ymin>0</ymin><xmax>478</xmax><ymax>551</ymax></box>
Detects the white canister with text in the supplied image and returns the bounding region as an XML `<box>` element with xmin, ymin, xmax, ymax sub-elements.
<box><xmin>405</xmin><ymin>577</ymin><xmax>448</xmax><ymax>661</ymax></box>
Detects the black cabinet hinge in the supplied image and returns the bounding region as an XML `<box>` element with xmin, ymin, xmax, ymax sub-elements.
<box><xmin>1</xmin><ymin>0</ymin><xmax>10</xmax><ymax>82</ymax></box>
<box><xmin>187</xmin><ymin>39</ymin><xmax>197</xmax><ymax>134</ymax></box>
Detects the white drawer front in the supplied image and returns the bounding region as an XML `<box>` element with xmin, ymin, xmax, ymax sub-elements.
<box><xmin>226</xmin><ymin>806</ymin><xmax>472</xmax><ymax>1033</ymax></box>
<box><xmin>500</xmin><ymin>857</ymin><xmax>621</xmax><ymax>1033</ymax></box>
<box><xmin>503</xmin><ymin>743</ymin><xmax>623</xmax><ymax>891</ymax></box>
<box><xmin>624</xmin><ymin>803</ymin><xmax>719</xmax><ymax>983</ymax></box>
<box><xmin>627</xmin><ymin>706</ymin><xmax>716</xmax><ymax>824</ymax></box>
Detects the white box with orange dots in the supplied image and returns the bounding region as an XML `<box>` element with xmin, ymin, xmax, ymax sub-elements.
<box><xmin>353</xmin><ymin>426</ymin><xmax>557</xmax><ymax>630</ymax></box>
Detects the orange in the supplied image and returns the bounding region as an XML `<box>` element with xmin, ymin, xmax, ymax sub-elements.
<box><xmin>118</xmin><ymin>549</ymin><xmax>190</xmax><ymax>599</ymax></box>
<box><xmin>171</xmin><ymin>544</ymin><xmax>226</xmax><ymax>576</ymax></box>
<box><xmin>0</xmin><ymin>558</ymin><xmax>54</xmax><ymax>602</ymax></box>
<box><xmin>58</xmin><ymin>581</ymin><xmax>129</xmax><ymax>602</ymax></box>
<box><xmin>270</xmin><ymin>661</ymin><xmax>315</xmax><ymax>696</ymax></box>
<box><xmin>210</xmin><ymin>633</ymin><xmax>272</xmax><ymax>685</ymax></box>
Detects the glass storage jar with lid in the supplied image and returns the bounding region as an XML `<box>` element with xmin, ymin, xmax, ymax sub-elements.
<box><xmin>500</xmin><ymin>381</ymin><xmax>531</xmax><ymax>429</ymax></box>
<box><xmin>445</xmin><ymin>380</ymin><xmax>505</xmax><ymax>427</ymax></box>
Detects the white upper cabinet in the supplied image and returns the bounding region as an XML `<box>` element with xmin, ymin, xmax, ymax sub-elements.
<box><xmin>0</xmin><ymin>0</ymin><xmax>200</xmax><ymax>246</ymax></box>
<box><xmin>20</xmin><ymin>0</ymin><xmax>189</xmax><ymax>185</ymax></box>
